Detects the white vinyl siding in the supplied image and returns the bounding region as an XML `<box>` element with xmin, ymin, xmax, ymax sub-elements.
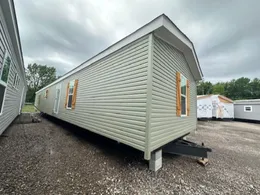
<box><xmin>36</xmin><ymin>35</ymin><xmax>150</xmax><ymax>151</ymax></box>
<box><xmin>0</xmin><ymin>5</ymin><xmax>26</xmax><ymax>134</ymax></box>
<box><xmin>149</xmin><ymin>36</ymin><xmax>197</xmax><ymax>151</ymax></box>
<box><xmin>234</xmin><ymin>102</ymin><xmax>260</xmax><ymax>121</ymax></box>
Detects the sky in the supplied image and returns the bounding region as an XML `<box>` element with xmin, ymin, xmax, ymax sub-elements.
<box><xmin>14</xmin><ymin>0</ymin><xmax>260</xmax><ymax>83</ymax></box>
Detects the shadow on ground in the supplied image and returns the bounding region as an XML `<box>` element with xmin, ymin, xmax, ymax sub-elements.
<box><xmin>42</xmin><ymin>114</ymin><xmax>147</xmax><ymax>167</ymax></box>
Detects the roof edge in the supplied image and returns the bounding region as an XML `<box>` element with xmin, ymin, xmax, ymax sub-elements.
<box><xmin>36</xmin><ymin>14</ymin><xmax>203</xmax><ymax>93</ymax></box>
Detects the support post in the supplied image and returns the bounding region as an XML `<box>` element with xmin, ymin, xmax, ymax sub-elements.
<box><xmin>149</xmin><ymin>149</ymin><xmax>162</xmax><ymax>172</ymax></box>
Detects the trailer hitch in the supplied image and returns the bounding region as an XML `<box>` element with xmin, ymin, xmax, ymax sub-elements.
<box><xmin>163</xmin><ymin>139</ymin><xmax>212</xmax><ymax>166</ymax></box>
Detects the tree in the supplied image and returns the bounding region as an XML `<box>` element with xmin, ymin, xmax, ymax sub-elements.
<box><xmin>213</xmin><ymin>82</ymin><xmax>225</xmax><ymax>95</ymax></box>
<box><xmin>26</xmin><ymin>63</ymin><xmax>57</xmax><ymax>102</ymax></box>
<box><xmin>197</xmin><ymin>81</ymin><xmax>213</xmax><ymax>95</ymax></box>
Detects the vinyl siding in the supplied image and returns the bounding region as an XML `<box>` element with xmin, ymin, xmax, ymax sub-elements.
<box><xmin>149</xmin><ymin>36</ymin><xmax>197</xmax><ymax>151</ymax></box>
<box><xmin>0</xmin><ymin>6</ymin><xmax>26</xmax><ymax>135</ymax></box>
<box><xmin>234</xmin><ymin>104</ymin><xmax>260</xmax><ymax>121</ymax></box>
<box><xmin>36</xmin><ymin>35</ymin><xmax>150</xmax><ymax>151</ymax></box>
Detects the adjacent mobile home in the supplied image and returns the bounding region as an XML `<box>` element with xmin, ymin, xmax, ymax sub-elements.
<box><xmin>197</xmin><ymin>95</ymin><xmax>234</xmax><ymax>119</ymax></box>
<box><xmin>234</xmin><ymin>99</ymin><xmax>260</xmax><ymax>122</ymax></box>
<box><xmin>35</xmin><ymin>14</ymin><xmax>203</xmax><ymax>170</ymax></box>
<box><xmin>0</xmin><ymin>0</ymin><xmax>27</xmax><ymax>135</ymax></box>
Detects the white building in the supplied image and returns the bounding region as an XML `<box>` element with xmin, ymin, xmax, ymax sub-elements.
<box><xmin>0</xmin><ymin>0</ymin><xmax>27</xmax><ymax>135</ymax></box>
<box><xmin>234</xmin><ymin>99</ymin><xmax>260</xmax><ymax>122</ymax></box>
<box><xmin>197</xmin><ymin>95</ymin><xmax>234</xmax><ymax>119</ymax></box>
<box><xmin>35</xmin><ymin>14</ymin><xmax>203</xmax><ymax>171</ymax></box>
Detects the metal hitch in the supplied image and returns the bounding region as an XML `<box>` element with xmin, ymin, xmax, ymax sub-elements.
<box><xmin>163</xmin><ymin>139</ymin><xmax>212</xmax><ymax>159</ymax></box>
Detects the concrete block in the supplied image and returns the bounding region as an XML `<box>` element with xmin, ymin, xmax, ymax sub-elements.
<box><xmin>149</xmin><ymin>149</ymin><xmax>162</xmax><ymax>172</ymax></box>
<box><xmin>149</xmin><ymin>157</ymin><xmax>162</xmax><ymax>172</ymax></box>
<box><xmin>151</xmin><ymin>149</ymin><xmax>162</xmax><ymax>161</ymax></box>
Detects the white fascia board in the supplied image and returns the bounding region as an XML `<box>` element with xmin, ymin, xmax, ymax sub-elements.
<box><xmin>162</xmin><ymin>16</ymin><xmax>203</xmax><ymax>80</ymax></box>
<box><xmin>9</xmin><ymin>0</ymin><xmax>26</xmax><ymax>85</ymax></box>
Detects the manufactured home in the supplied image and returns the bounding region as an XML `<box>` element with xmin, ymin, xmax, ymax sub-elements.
<box><xmin>234</xmin><ymin>99</ymin><xmax>260</xmax><ymax>122</ymax></box>
<box><xmin>197</xmin><ymin>95</ymin><xmax>234</xmax><ymax>119</ymax></box>
<box><xmin>35</xmin><ymin>14</ymin><xmax>203</xmax><ymax>171</ymax></box>
<box><xmin>0</xmin><ymin>0</ymin><xmax>27</xmax><ymax>135</ymax></box>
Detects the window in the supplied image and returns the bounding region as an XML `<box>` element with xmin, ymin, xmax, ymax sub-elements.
<box><xmin>0</xmin><ymin>51</ymin><xmax>11</xmax><ymax>114</ymax></box>
<box><xmin>13</xmin><ymin>73</ymin><xmax>20</xmax><ymax>89</ymax></box>
<box><xmin>65</xmin><ymin>79</ymin><xmax>79</xmax><ymax>109</ymax></box>
<box><xmin>44</xmin><ymin>89</ymin><xmax>49</xmax><ymax>99</ymax></box>
<box><xmin>0</xmin><ymin>52</ymin><xmax>11</xmax><ymax>84</ymax></box>
<box><xmin>176</xmin><ymin>72</ymin><xmax>190</xmax><ymax>117</ymax></box>
<box><xmin>67</xmin><ymin>80</ymin><xmax>74</xmax><ymax>109</ymax></box>
<box><xmin>244</xmin><ymin>106</ymin><xmax>252</xmax><ymax>112</ymax></box>
<box><xmin>0</xmin><ymin>84</ymin><xmax>5</xmax><ymax>114</ymax></box>
<box><xmin>13</xmin><ymin>72</ymin><xmax>18</xmax><ymax>87</ymax></box>
<box><xmin>15</xmin><ymin>75</ymin><xmax>20</xmax><ymax>88</ymax></box>
<box><xmin>181</xmin><ymin>75</ymin><xmax>187</xmax><ymax>116</ymax></box>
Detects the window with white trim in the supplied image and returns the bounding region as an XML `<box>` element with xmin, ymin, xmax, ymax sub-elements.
<box><xmin>0</xmin><ymin>51</ymin><xmax>11</xmax><ymax>114</ymax></box>
<box><xmin>67</xmin><ymin>80</ymin><xmax>75</xmax><ymax>109</ymax></box>
<box><xmin>180</xmin><ymin>74</ymin><xmax>187</xmax><ymax>116</ymax></box>
<box><xmin>244</xmin><ymin>106</ymin><xmax>252</xmax><ymax>112</ymax></box>
<box><xmin>15</xmin><ymin>75</ymin><xmax>20</xmax><ymax>88</ymax></box>
<box><xmin>0</xmin><ymin>84</ymin><xmax>5</xmax><ymax>114</ymax></box>
<box><xmin>13</xmin><ymin>72</ymin><xmax>18</xmax><ymax>87</ymax></box>
<box><xmin>44</xmin><ymin>89</ymin><xmax>49</xmax><ymax>99</ymax></box>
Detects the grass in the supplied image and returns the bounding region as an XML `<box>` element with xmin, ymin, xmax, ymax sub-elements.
<box><xmin>22</xmin><ymin>104</ymin><xmax>38</xmax><ymax>113</ymax></box>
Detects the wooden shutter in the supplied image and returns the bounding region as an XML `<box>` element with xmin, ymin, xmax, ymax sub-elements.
<box><xmin>65</xmin><ymin>83</ymin><xmax>69</xmax><ymax>108</ymax></box>
<box><xmin>176</xmin><ymin>72</ymin><xmax>181</xmax><ymax>116</ymax></box>
<box><xmin>72</xmin><ymin>79</ymin><xmax>78</xmax><ymax>109</ymax></box>
<box><xmin>187</xmin><ymin>80</ymin><xmax>190</xmax><ymax>116</ymax></box>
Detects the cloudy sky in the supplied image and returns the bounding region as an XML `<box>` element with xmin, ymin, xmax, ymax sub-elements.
<box><xmin>14</xmin><ymin>0</ymin><xmax>260</xmax><ymax>82</ymax></box>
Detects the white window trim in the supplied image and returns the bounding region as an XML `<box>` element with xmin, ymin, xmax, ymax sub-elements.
<box><xmin>13</xmin><ymin>72</ymin><xmax>19</xmax><ymax>90</ymax></box>
<box><xmin>180</xmin><ymin>74</ymin><xmax>187</xmax><ymax>117</ymax></box>
<box><xmin>66</xmin><ymin>80</ymin><xmax>75</xmax><ymax>109</ymax></box>
<box><xmin>244</xmin><ymin>106</ymin><xmax>252</xmax><ymax>112</ymax></box>
<box><xmin>15</xmin><ymin>75</ymin><xmax>20</xmax><ymax>89</ymax></box>
<box><xmin>44</xmin><ymin>89</ymin><xmax>49</xmax><ymax>99</ymax></box>
<box><xmin>0</xmin><ymin>51</ymin><xmax>12</xmax><ymax>116</ymax></box>
<box><xmin>0</xmin><ymin>84</ymin><xmax>7</xmax><ymax>116</ymax></box>
<box><xmin>0</xmin><ymin>80</ymin><xmax>7</xmax><ymax>87</ymax></box>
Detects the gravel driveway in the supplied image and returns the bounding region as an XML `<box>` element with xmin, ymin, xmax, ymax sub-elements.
<box><xmin>0</xmin><ymin>116</ymin><xmax>259</xmax><ymax>194</ymax></box>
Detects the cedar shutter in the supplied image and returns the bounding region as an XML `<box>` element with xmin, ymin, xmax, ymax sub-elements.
<box><xmin>187</xmin><ymin>80</ymin><xmax>190</xmax><ymax>116</ymax></box>
<box><xmin>65</xmin><ymin>83</ymin><xmax>69</xmax><ymax>108</ymax></box>
<box><xmin>176</xmin><ymin>72</ymin><xmax>181</xmax><ymax>116</ymax></box>
<box><xmin>72</xmin><ymin>79</ymin><xmax>78</xmax><ymax>109</ymax></box>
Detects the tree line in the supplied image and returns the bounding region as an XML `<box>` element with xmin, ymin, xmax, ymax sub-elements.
<box><xmin>25</xmin><ymin>63</ymin><xmax>260</xmax><ymax>102</ymax></box>
<box><xmin>197</xmin><ymin>77</ymin><xmax>260</xmax><ymax>100</ymax></box>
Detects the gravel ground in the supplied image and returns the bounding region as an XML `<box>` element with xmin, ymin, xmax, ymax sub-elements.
<box><xmin>0</xmin><ymin>116</ymin><xmax>260</xmax><ymax>194</ymax></box>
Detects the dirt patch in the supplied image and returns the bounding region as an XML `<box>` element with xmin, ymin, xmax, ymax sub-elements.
<box><xmin>0</xmin><ymin>118</ymin><xmax>259</xmax><ymax>194</ymax></box>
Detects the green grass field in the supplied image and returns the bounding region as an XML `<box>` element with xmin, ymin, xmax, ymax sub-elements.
<box><xmin>22</xmin><ymin>104</ymin><xmax>38</xmax><ymax>113</ymax></box>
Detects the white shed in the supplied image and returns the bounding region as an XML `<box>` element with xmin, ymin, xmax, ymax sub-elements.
<box><xmin>197</xmin><ymin>95</ymin><xmax>234</xmax><ymax>119</ymax></box>
<box><xmin>234</xmin><ymin>99</ymin><xmax>260</xmax><ymax>122</ymax></box>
